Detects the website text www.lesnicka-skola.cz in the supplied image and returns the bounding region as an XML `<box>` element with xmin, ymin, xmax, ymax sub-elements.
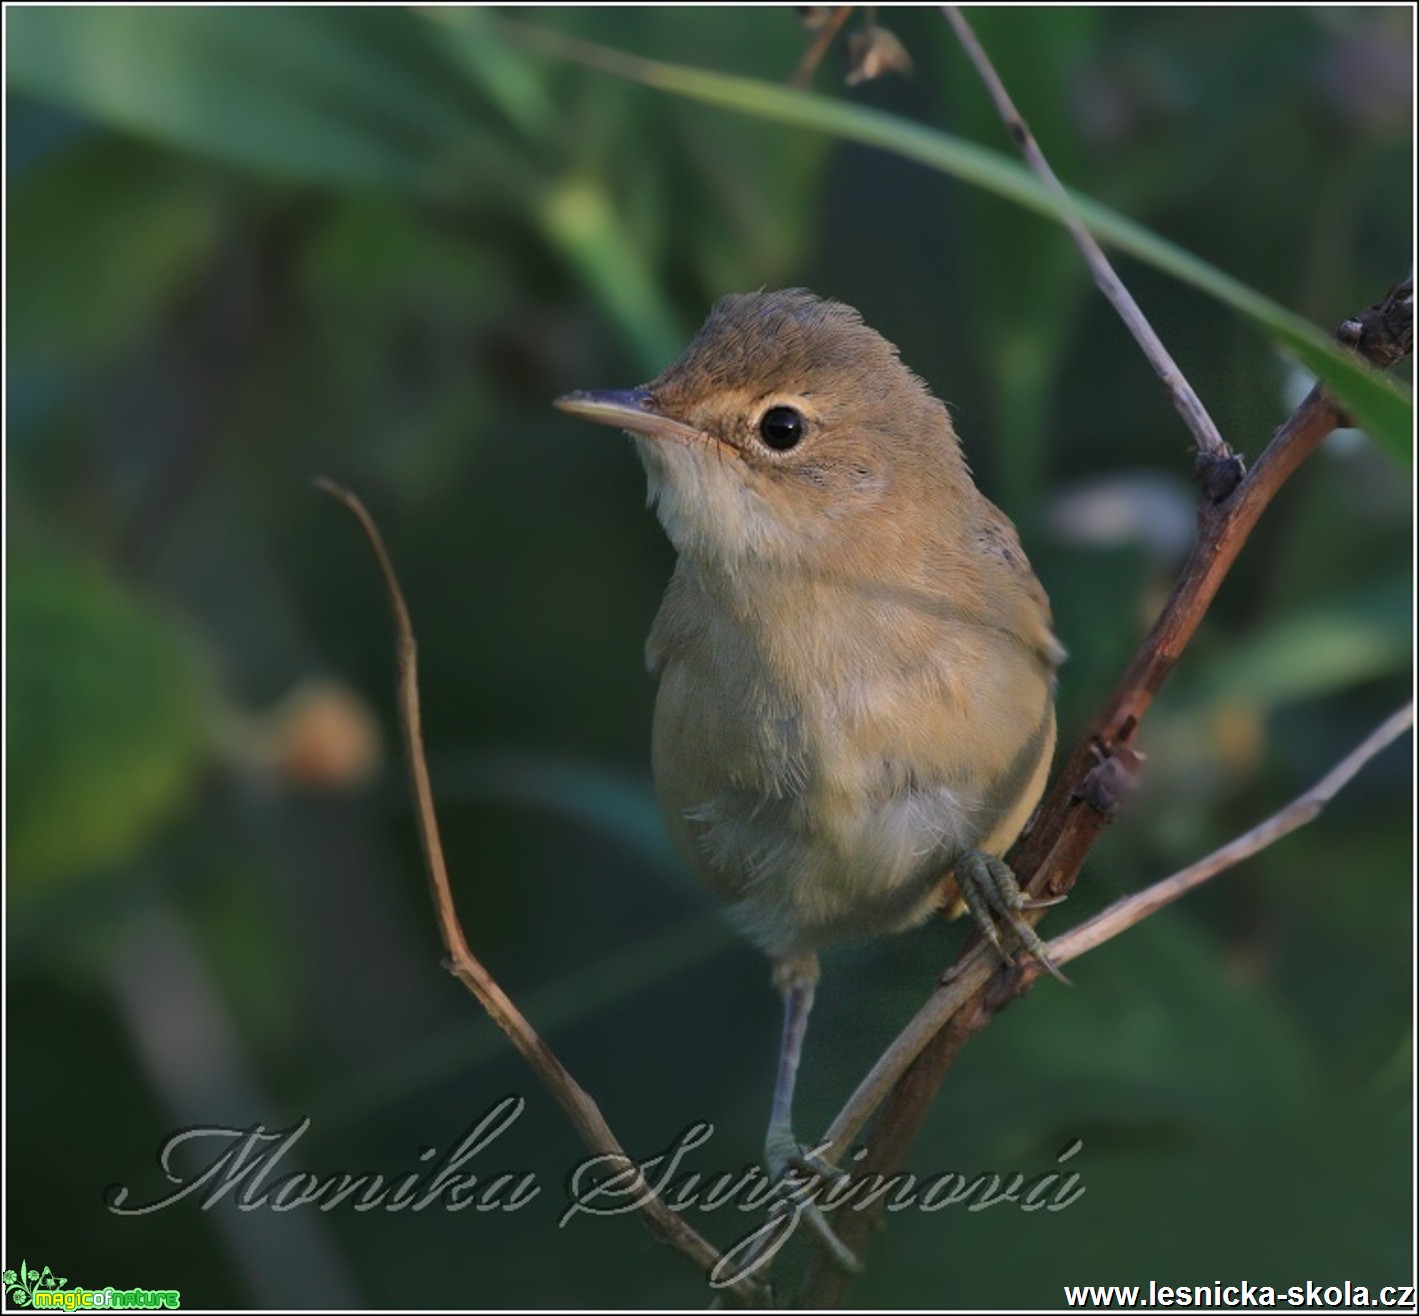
<box><xmin>1063</xmin><ymin>1280</ymin><xmax>1416</xmax><ymax>1308</ymax></box>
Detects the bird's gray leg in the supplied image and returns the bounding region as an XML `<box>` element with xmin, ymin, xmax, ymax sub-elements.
<box><xmin>763</xmin><ymin>954</ymin><xmax>860</xmax><ymax>1275</ymax></box>
<box><xmin>955</xmin><ymin>849</ymin><xmax>1070</xmax><ymax>984</ymax></box>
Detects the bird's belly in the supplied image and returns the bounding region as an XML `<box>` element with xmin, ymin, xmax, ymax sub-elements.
<box><xmin>683</xmin><ymin>774</ymin><xmax>985</xmax><ymax>961</ymax></box>
<box><xmin>651</xmin><ymin>614</ymin><xmax>1054</xmax><ymax>962</ymax></box>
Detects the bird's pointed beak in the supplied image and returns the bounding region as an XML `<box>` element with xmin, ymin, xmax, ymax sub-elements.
<box><xmin>553</xmin><ymin>388</ymin><xmax>713</xmax><ymax>449</ymax></box>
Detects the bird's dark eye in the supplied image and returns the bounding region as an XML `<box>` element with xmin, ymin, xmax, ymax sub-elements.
<box><xmin>759</xmin><ymin>405</ymin><xmax>805</xmax><ymax>451</ymax></box>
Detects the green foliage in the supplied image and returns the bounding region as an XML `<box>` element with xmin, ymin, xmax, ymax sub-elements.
<box><xmin>6</xmin><ymin>6</ymin><xmax>825</xmax><ymax>374</ymax></box>
<box><xmin>1186</xmin><ymin>575</ymin><xmax>1413</xmax><ymax>713</ymax></box>
<box><xmin>7</xmin><ymin>7</ymin><xmax>493</xmax><ymax>191</ymax></box>
<box><xmin>8</xmin><ymin>545</ymin><xmax>207</xmax><ymax>888</ymax></box>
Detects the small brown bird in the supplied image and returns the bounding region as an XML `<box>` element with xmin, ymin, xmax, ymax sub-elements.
<box><xmin>556</xmin><ymin>290</ymin><xmax>1064</xmax><ymax>1265</ymax></box>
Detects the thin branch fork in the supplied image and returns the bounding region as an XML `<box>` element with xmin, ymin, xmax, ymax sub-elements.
<box><xmin>794</xmin><ymin>293</ymin><xmax>1413</xmax><ymax>1303</ymax></box>
<box><xmin>313</xmin><ymin>479</ymin><xmax>766</xmax><ymax>1306</ymax></box>
<box><xmin>858</xmin><ymin>23</ymin><xmax>1415</xmax><ymax>1153</ymax></box>
<box><xmin>792</xmin><ymin>15</ymin><xmax>1414</xmax><ymax>1301</ymax></box>
<box><xmin>1031</xmin><ymin>701</ymin><xmax>1414</xmax><ymax>974</ymax></box>
<box><xmin>1023</xmin><ymin>271</ymin><xmax>1413</xmax><ymax>914</ymax></box>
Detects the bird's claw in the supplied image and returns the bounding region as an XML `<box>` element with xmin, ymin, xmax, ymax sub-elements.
<box><xmin>956</xmin><ymin>849</ymin><xmax>1071</xmax><ymax>985</ymax></box>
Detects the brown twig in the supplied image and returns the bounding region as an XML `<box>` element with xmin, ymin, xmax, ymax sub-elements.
<box><xmin>795</xmin><ymin>282</ymin><xmax>1412</xmax><ymax>1303</ymax></box>
<box><xmin>790</xmin><ymin>6</ymin><xmax>853</xmax><ymax>89</ymax></box>
<box><xmin>313</xmin><ymin>478</ymin><xmax>764</xmax><ymax>1305</ymax></box>
<box><xmin>941</xmin><ymin>5</ymin><xmax>1232</xmax><ymax>467</ymax></box>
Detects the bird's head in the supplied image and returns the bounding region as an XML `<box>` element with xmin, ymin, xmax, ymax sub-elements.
<box><xmin>555</xmin><ymin>290</ymin><xmax>969</xmax><ymax>569</ymax></box>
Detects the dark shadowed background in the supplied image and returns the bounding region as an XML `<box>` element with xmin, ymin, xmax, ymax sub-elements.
<box><xmin>6</xmin><ymin>6</ymin><xmax>1414</xmax><ymax>1309</ymax></box>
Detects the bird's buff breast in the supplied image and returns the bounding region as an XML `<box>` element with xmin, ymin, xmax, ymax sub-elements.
<box><xmin>649</xmin><ymin>618</ymin><xmax>1050</xmax><ymax>962</ymax></box>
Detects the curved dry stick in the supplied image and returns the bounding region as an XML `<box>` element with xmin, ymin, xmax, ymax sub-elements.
<box><xmin>313</xmin><ymin>479</ymin><xmax>764</xmax><ymax>1306</ymax></box>
<box><xmin>942</xmin><ymin>4</ymin><xmax>1231</xmax><ymax>465</ymax></box>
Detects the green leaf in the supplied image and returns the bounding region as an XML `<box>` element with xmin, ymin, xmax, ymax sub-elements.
<box><xmin>8</xmin><ymin>545</ymin><xmax>208</xmax><ymax>888</ymax></box>
<box><xmin>6</xmin><ymin>7</ymin><xmax>524</xmax><ymax>196</ymax></box>
<box><xmin>424</xmin><ymin>6</ymin><xmax>557</xmax><ymax>143</ymax></box>
<box><xmin>536</xmin><ymin>176</ymin><xmax>685</xmax><ymax>375</ymax></box>
<box><xmin>503</xmin><ymin>20</ymin><xmax>1411</xmax><ymax>463</ymax></box>
<box><xmin>8</xmin><ymin>9</ymin><xmax>695</xmax><ymax>366</ymax></box>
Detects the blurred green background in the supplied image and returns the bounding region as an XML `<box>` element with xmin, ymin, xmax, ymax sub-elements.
<box><xmin>6</xmin><ymin>6</ymin><xmax>1413</xmax><ymax>1309</ymax></box>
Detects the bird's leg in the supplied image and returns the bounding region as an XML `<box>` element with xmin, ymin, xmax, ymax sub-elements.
<box><xmin>955</xmin><ymin>849</ymin><xmax>1071</xmax><ymax>984</ymax></box>
<box><xmin>764</xmin><ymin>956</ymin><xmax>825</xmax><ymax>1175</ymax></box>
<box><xmin>763</xmin><ymin>954</ymin><xmax>861</xmax><ymax>1275</ymax></box>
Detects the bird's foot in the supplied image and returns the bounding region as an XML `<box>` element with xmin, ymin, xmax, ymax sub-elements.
<box><xmin>956</xmin><ymin>849</ymin><xmax>1070</xmax><ymax>984</ymax></box>
<box><xmin>764</xmin><ymin>1126</ymin><xmax>861</xmax><ymax>1275</ymax></box>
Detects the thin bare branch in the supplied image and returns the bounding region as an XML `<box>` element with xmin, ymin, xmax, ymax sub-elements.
<box><xmin>941</xmin><ymin>5</ymin><xmax>1231</xmax><ymax>464</ymax></box>
<box><xmin>313</xmin><ymin>479</ymin><xmax>763</xmax><ymax>1305</ymax></box>
<box><xmin>791</xmin><ymin>6</ymin><xmax>854</xmax><ymax>89</ymax></box>
<box><xmin>1036</xmin><ymin>702</ymin><xmax>1413</xmax><ymax>971</ymax></box>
